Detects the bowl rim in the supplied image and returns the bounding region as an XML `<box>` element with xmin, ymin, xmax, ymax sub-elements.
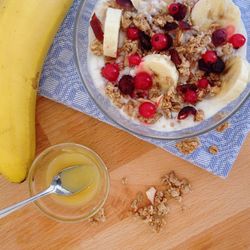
<box><xmin>28</xmin><ymin>143</ymin><xmax>110</xmax><ymax>223</ymax></box>
<box><xmin>73</xmin><ymin>0</ymin><xmax>250</xmax><ymax>140</ymax></box>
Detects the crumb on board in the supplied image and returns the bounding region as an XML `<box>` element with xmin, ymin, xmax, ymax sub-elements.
<box><xmin>209</xmin><ymin>145</ymin><xmax>219</xmax><ymax>155</ymax></box>
<box><xmin>89</xmin><ymin>208</ymin><xmax>106</xmax><ymax>223</ymax></box>
<box><xmin>130</xmin><ymin>171</ymin><xmax>191</xmax><ymax>232</ymax></box>
<box><xmin>122</xmin><ymin>177</ymin><xmax>128</xmax><ymax>185</ymax></box>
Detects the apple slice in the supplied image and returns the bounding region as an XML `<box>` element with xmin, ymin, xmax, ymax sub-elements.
<box><xmin>103</xmin><ymin>8</ymin><xmax>122</xmax><ymax>58</ymax></box>
<box><xmin>90</xmin><ymin>13</ymin><xmax>104</xmax><ymax>42</ymax></box>
<box><xmin>130</xmin><ymin>0</ymin><xmax>140</xmax><ymax>9</ymax></box>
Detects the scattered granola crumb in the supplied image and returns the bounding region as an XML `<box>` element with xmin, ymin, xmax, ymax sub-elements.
<box><xmin>176</xmin><ymin>138</ymin><xmax>201</xmax><ymax>155</ymax></box>
<box><xmin>121</xmin><ymin>11</ymin><xmax>135</xmax><ymax>30</ymax></box>
<box><xmin>122</xmin><ymin>177</ymin><xmax>128</xmax><ymax>185</ymax></box>
<box><xmin>105</xmin><ymin>83</ymin><xmax>123</xmax><ymax>108</ymax></box>
<box><xmin>216</xmin><ymin>122</ymin><xmax>230</xmax><ymax>132</ymax></box>
<box><xmin>152</xmin><ymin>12</ymin><xmax>173</xmax><ymax>28</ymax></box>
<box><xmin>194</xmin><ymin>109</ymin><xmax>205</xmax><ymax>122</ymax></box>
<box><xmin>209</xmin><ymin>145</ymin><xmax>219</xmax><ymax>155</ymax></box>
<box><xmin>133</xmin><ymin>14</ymin><xmax>152</xmax><ymax>35</ymax></box>
<box><xmin>131</xmin><ymin>171</ymin><xmax>191</xmax><ymax>232</ymax></box>
<box><xmin>89</xmin><ymin>208</ymin><xmax>106</xmax><ymax>223</ymax></box>
<box><xmin>91</xmin><ymin>39</ymin><xmax>103</xmax><ymax>56</ymax></box>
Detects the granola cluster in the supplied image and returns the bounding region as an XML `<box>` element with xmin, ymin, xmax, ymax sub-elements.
<box><xmin>131</xmin><ymin>171</ymin><xmax>191</xmax><ymax>232</ymax></box>
<box><xmin>90</xmin><ymin>0</ymin><xmax>242</xmax><ymax>128</ymax></box>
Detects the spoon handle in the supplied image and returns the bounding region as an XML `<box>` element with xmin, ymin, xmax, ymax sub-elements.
<box><xmin>0</xmin><ymin>186</ymin><xmax>55</xmax><ymax>219</ymax></box>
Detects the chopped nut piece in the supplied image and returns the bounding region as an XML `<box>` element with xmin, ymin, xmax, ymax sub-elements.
<box><xmin>209</xmin><ymin>145</ymin><xmax>219</xmax><ymax>155</ymax></box>
<box><xmin>176</xmin><ymin>138</ymin><xmax>201</xmax><ymax>155</ymax></box>
<box><xmin>91</xmin><ymin>39</ymin><xmax>103</xmax><ymax>56</ymax></box>
<box><xmin>146</xmin><ymin>187</ymin><xmax>157</xmax><ymax>204</ymax></box>
<box><xmin>105</xmin><ymin>83</ymin><xmax>123</xmax><ymax>108</ymax></box>
<box><xmin>216</xmin><ymin>122</ymin><xmax>230</xmax><ymax>132</ymax></box>
<box><xmin>153</xmin><ymin>12</ymin><xmax>173</xmax><ymax>28</ymax></box>
<box><xmin>89</xmin><ymin>208</ymin><xmax>106</xmax><ymax>223</ymax></box>
<box><xmin>194</xmin><ymin>109</ymin><xmax>205</xmax><ymax>122</ymax></box>
<box><xmin>133</xmin><ymin>14</ymin><xmax>151</xmax><ymax>35</ymax></box>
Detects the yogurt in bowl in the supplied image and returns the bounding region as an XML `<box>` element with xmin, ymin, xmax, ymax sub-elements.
<box><xmin>87</xmin><ymin>0</ymin><xmax>250</xmax><ymax>132</ymax></box>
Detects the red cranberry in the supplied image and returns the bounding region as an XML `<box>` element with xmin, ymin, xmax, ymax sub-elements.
<box><xmin>179</xmin><ymin>21</ymin><xmax>191</xmax><ymax>30</ymax></box>
<box><xmin>197</xmin><ymin>78</ymin><xmax>209</xmax><ymax>89</ymax></box>
<box><xmin>178</xmin><ymin>106</ymin><xmax>197</xmax><ymax>120</ymax></box>
<box><xmin>101</xmin><ymin>63</ymin><xmax>120</xmax><ymax>82</ymax></box>
<box><xmin>128</xmin><ymin>53</ymin><xmax>142</xmax><ymax>66</ymax></box>
<box><xmin>211</xmin><ymin>58</ymin><xmax>225</xmax><ymax>74</ymax></box>
<box><xmin>164</xmin><ymin>22</ymin><xmax>179</xmax><ymax>31</ymax></box>
<box><xmin>212</xmin><ymin>28</ymin><xmax>228</xmax><ymax>47</ymax></box>
<box><xmin>229</xmin><ymin>34</ymin><xmax>246</xmax><ymax>49</ymax></box>
<box><xmin>151</xmin><ymin>33</ymin><xmax>168</xmax><ymax>51</ymax></box>
<box><xmin>139</xmin><ymin>102</ymin><xmax>156</xmax><ymax>118</ymax></box>
<box><xmin>202</xmin><ymin>50</ymin><xmax>218</xmax><ymax>64</ymax></box>
<box><xmin>118</xmin><ymin>75</ymin><xmax>135</xmax><ymax>95</ymax></box>
<box><xmin>116</xmin><ymin>0</ymin><xmax>133</xmax><ymax>9</ymax></box>
<box><xmin>90</xmin><ymin>13</ymin><xmax>104</xmax><ymax>42</ymax></box>
<box><xmin>198</xmin><ymin>59</ymin><xmax>212</xmax><ymax>73</ymax></box>
<box><xmin>127</xmin><ymin>27</ymin><xmax>140</xmax><ymax>40</ymax></box>
<box><xmin>135</xmin><ymin>72</ymin><xmax>153</xmax><ymax>90</ymax></box>
<box><xmin>139</xmin><ymin>31</ymin><xmax>152</xmax><ymax>51</ymax></box>
<box><xmin>170</xmin><ymin>3</ymin><xmax>187</xmax><ymax>21</ymax></box>
<box><xmin>168</xmin><ymin>3</ymin><xmax>179</xmax><ymax>15</ymax></box>
<box><xmin>169</xmin><ymin>49</ymin><xmax>182</xmax><ymax>65</ymax></box>
<box><xmin>184</xmin><ymin>90</ymin><xmax>198</xmax><ymax>104</ymax></box>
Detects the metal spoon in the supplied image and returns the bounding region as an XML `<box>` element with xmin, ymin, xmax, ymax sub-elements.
<box><xmin>0</xmin><ymin>165</ymin><xmax>87</xmax><ymax>219</ymax></box>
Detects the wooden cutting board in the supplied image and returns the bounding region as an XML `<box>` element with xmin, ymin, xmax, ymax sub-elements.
<box><xmin>1</xmin><ymin>96</ymin><xmax>250</xmax><ymax>250</ymax></box>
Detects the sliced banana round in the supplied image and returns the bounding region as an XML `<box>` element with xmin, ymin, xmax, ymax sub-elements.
<box><xmin>141</xmin><ymin>54</ymin><xmax>179</xmax><ymax>91</ymax></box>
<box><xmin>103</xmin><ymin>8</ymin><xmax>122</xmax><ymax>58</ymax></box>
<box><xmin>216</xmin><ymin>56</ymin><xmax>250</xmax><ymax>102</ymax></box>
<box><xmin>191</xmin><ymin>0</ymin><xmax>241</xmax><ymax>30</ymax></box>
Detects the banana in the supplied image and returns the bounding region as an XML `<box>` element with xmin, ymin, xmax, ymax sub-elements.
<box><xmin>191</xmin><ymin>0</ymin><xmax>241</xmax><ymax>30</ymax></box>
<box><xmin>217</xmin><ymin>56</ymin><xmax>250</xmax><ymax>102</ymax></box>
<box><xmin>140</xmin><ymin>54</ymin><xmax>179</xmax><ymax>91</ymax></box>
<box><xmin>0</xmin><ymin>0</ymin><xmax>73</xmax><ymax>183</ymax></box>
<box><xmin>131</xmin><ymin>0</ymin><xmax>140</xmax><ymax>10</ymax></box>
<box><xmin>103</xmin><ymin>8</ymin><xmax>122</xmax><ymax>58</ymax></box>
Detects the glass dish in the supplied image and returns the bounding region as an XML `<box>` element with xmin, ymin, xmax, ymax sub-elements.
<box><xmin>28</xmin><ymin>143</ymin><xmax>110</xmax><ymax>222</ymax></box>
<box><xmin>74</xmin><ymin>0</ymin><xmax>250</xmax><ymax>140</ymax></box>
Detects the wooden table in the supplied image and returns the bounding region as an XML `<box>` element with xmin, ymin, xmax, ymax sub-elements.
<box><xmin>1</xmin><ymin>96</ymin><xmax>250</xmax><ymax>250</ymax></box>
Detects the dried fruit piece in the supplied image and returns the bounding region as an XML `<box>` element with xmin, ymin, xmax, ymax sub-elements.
<box><xmin>90</xmin><ymin>13</ymin><xmax>104</xmax><ymax>42</ymax></box>
<box><xmin>212</xmin><ymin>28</ymin><xmax>228</xmax><ymax>47</ymax></box>
<box><xmin>169</xmin><ymin>49</ymin><xmax>182</xmax><ymax>65</ymax></box>
<box><xmin>179</xmin><ymin>21</ymin><xmax>191</xmax><ymax>30</ymax></box>
<box><xmin>198</xmin><ymin>59</ymin><xmax>212</xmax><ymax>73</ymax></box>
<box><xmin>139</xmin><ymin>102</ymin><xmax>157</xmax><ymax>118</ymax></box>
<box><xmin>127</xmin><ymin>27</ymin><xmax>140</xmax><ymax>40</ymax></box>
<box><xmin>211</xmin><ymin>57</ymin><xmax>225</xmax><ymax>73</ymax></box>
<box><xmin>229</xmin><ymin>34</ymin><xmax>246</xmax><ymax>49</ymax></box>
<box><xmin>116</xmin><ymin>0</ymin><xmax>133</xmax><ymax>9</ymax></box>
<box><xmin>101</xmin><ymin>63</ymin><xmax>120</xmax><ymax>82</ymax></box>
<box><xmin>177</xmin><ymin>84</ymin><xmax>198</xmax><ymax>95</ymax></box>
<box><xmin>118</xmin><ymin>75</ymin><xmax>135</xmax><ymax>95</ymax></box>
<box><xmin>135</xmin><ymin>72</ymin><xmax>153</xmax><ymax>90</ymax></box>
<box><xmin>139</xmin><ymin>31</ymin><xmax>152</xmax><ymax>51</ymax></box>
<box><xmin>178</xmin><ymin>106</ymin><xmax>197</xmax><ymax>120</ymax></box>
<box><xmin>164</xmin><ymin>22</ymin><xmax>179</xmax><ymax>31</ymax></box>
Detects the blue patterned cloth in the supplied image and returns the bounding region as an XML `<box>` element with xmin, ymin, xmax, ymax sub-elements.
<box><xmin>39</xmin><ymin>0</ymin><xmax>250</xmax><ymax>178</ymax></box>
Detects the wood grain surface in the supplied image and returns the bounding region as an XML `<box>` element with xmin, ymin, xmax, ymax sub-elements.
<box><xmin>1</xmin><ymin>96</ymin><xmax>250</xmax><ymax>250</ymax></box>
